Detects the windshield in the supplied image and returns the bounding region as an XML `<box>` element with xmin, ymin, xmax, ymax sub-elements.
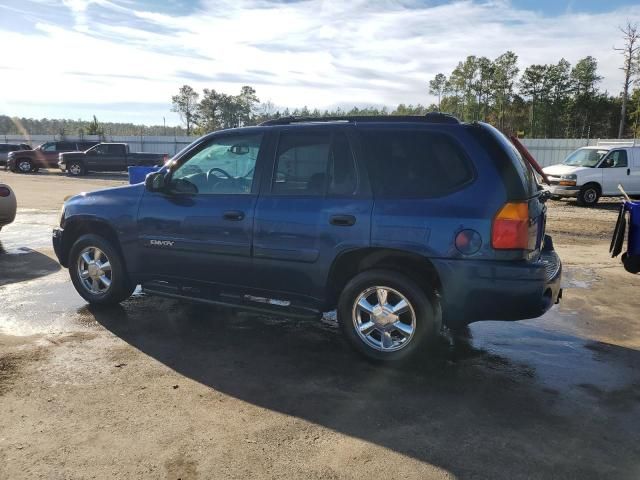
<box><xmin>562</xmin><ymin>148</ymin><xmax>608</xmax><ymax>167</ymax></box>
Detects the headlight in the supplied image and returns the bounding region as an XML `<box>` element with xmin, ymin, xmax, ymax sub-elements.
<box><xmin>559</xmin><ymin>174</ymin><xmax>577</xmax><ymax>186</ymax></box>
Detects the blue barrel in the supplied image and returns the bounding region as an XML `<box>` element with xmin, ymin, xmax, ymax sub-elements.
<box><xmin>128</xmin><ymin>166</ymin><xmax>160</xmax><ymax>185</ymax></box>
<box><xmin>627</xmin><ymin>201</ymin><xmax>640</xmax><ymax>256</ymax></box>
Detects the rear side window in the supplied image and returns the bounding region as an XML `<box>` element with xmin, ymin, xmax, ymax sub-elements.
<box><xmin>362</xmin><ymin>129</ymin><xmax>474</xmax><ymax>198</ymax></box>
<box><xmin>272</xmin><ymin>131</ymin><xmax>357</xmax><ymax>196</ymax></box>
<box><xmin>467</xmin><ymin>124</ymin><xmax>538</xmax><ymax>199</ymax></box>
<box><xmin>57</xmin><ymin>142</ymin><xmax>76</xmax><ymax>151</ymax></box>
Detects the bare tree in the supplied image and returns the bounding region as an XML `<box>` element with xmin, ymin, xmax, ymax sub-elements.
<box><xmin>614</xmin><ymin>22</ymin><xmax>640</xmax><ymax>138</ymax></box>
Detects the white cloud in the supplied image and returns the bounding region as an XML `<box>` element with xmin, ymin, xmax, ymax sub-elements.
<box><xmin>0</xmin><ymin>0</ymin><xmax>638</xmax><ymax>125</ymax></box>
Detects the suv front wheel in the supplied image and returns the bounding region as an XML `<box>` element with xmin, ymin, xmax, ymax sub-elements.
<box><xmin>69</xmin><ymin>234</ymin><xmax>135</xmax><ymax>305</ymax></box>
<box><xmin>338</xmin><ymin>269</ymin><xmax>441</xmax><ymax>362</ymax></box>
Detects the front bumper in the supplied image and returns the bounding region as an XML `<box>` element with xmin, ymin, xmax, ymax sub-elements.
<box><xmin>544</xmin><ymin>184</ymin><xmax>580</xmax><ymax>197</ymax></box>
<box><xmin>435</xmin><ymin>235</ymin><xmax>562</xmax><ymax>327</ymax></box>
<box><xmin>52</xmin><ymin>227</ymin><xmax>65</xmax><ymax>266</ymax></box>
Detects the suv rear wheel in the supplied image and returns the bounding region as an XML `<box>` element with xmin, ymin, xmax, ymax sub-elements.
<box><xmin>577</xmin><ymin>184</ymin><xmax>600</xmax><ymax>206</ymax></box>
<box><xmin>338</xmin><ymin>269</ymin><xmax>441</xmax><ymax>361</ymax></box>
<box><xmin>69</xmin><ymin>234</ymin><xmax>135</xmax><ymax>305</ymax></box>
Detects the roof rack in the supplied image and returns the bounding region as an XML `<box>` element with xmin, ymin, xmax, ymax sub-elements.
<box><xmin>596</xmin><ymin>139</ymin><xmax>638</xmax><ymax>147</ymax></box>
<box><xmin>259</xmin><ymin>112</ymin><xmax>460</xmax><ymax>126</ymax></box>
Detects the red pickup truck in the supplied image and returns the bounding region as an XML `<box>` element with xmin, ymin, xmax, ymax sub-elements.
<box><xmin>7</xmin><ymin>140</ymin><xmax>98</xmax><ymax>173</ymax></box>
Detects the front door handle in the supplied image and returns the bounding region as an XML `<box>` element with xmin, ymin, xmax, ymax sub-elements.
<box><xmin>223</xmin><ymin>210</ymin><xmax>245</xmax><ymax>221</ymax></box>
<box><xmin>330</xmin><ymin>214</ymin><xmax>356</xmax><ymax>226</ymax></box>
<box><xmin>627</xmin><ymin>168</ymin><xmax>631</xmax><ymax>176</ymax></box>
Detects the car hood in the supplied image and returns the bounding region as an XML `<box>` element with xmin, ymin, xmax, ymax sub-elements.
<box><xmin>59</xmin><ymin>151</ymin><xmax>85</xmax><ymax>157</ymax></box>
<box><xmin>542</xmin><ymin>164</ymin><xmax>590</xmax><ymax>176</ymax></box>
<box><xmin>65</xmin><ymin>183</ymin><xmax>144</xmax><ymax>209</ymax></box>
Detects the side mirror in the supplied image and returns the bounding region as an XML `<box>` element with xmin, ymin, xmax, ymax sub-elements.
<box><xmin>145</xmin><ymin>172</ymin><xmax>167</xmax><ymax>192</ymax></box>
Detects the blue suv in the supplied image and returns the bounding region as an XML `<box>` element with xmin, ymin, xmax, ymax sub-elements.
<box><xmin>52</xmin><ymin>114</ymin><xmax>562</xmax><ymax>361</ymax></box>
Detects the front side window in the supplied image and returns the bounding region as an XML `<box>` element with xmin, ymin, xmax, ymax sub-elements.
<box><xmin>600</xmin><ymin>150</ymin><xmax>628</xmax><ymax>168</ymax></box>
<box><xmin>41</xmin><ymin>143</ymin><xmax>56</xmax><ymax>152</ymax></box>
<box><xmin>170</xmin><ymin>133</ymin><xmax>263</xmax><ymax>195</ymax></box>
<box><xmin>272</xmin><ymin>131</ymin><xmax>357</xmax><ymax>196</ymax></box>
<box><xmin>363</xmin><ymin>130</ymin><xmax>474</xmax><ymax>198</ymax></box>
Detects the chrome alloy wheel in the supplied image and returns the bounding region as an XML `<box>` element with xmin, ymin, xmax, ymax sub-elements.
<box><xmin>352</xmin><ymin>286</ymin><xmax>416</xmax><ymax>352</ymax></box>
<box><xmin>18</xmin><ymin>160</ymin><xmax>31</xmax><ymax>173</ymax></box>
<box><xmin>69</xmin><ymin>163</ymin><xmax>82</xmax><ymax>175</ymax></box>
<box><xmin>77</xmin><ymin>246</ymin><xmax>112</xmax><ymax>295</ymax></box>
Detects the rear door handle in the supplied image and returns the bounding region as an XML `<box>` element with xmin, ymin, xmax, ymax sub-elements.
<box><xmin>330</xmin><ymin>214</ymin><xmax>356</xmax><ymax>226</ymax></box>
<box><xmin>223</xmin><ymin>210</ymin><xmax>245</xmax><ymax>221</ymax></box>
<box><xmin>627</xmin><ymin>168</ymin><xmax>631</xmax><ymax>176</ymax></box>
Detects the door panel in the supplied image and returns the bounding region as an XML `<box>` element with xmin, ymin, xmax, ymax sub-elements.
<box><xmin>135</xmin><ymin>132</ymin><xmax>265</xmax><ymax>288</ymax></box>
<box><xmin>601</xmin><ymin>149</ymin><xmax>631</xmax><ymax>195</ymax></box>
<box><xmin>137</xmin><ymin>193</ymin><xmax>257</xmax><ymax>286</ymax></box>
<box><xmin>252</xmin><ymin>128</ymin><xmax>372</xmax><ymax>305</ymax></box>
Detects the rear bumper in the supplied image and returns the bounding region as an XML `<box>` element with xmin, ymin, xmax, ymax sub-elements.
<box><xmin>435</xmin><ymin>235</ymin><xmax>562</xmax><ymax>327</ymax></box>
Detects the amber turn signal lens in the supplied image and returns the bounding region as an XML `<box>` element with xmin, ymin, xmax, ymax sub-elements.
<box><xmin>492</xmin><ymin>202</ymin><xmax>529</xmax><ymax>250</ymax></box>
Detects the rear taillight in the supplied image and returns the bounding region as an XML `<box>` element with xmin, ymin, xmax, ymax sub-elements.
<box><xmin>492</xmin><ymin>202</ymin><xmax>529</xmax><ymax>249</ymax></box>
<box><xmin>0</xmin><ymin>186</ymin><xmax>11</xmax><ymax>197</ymax></box>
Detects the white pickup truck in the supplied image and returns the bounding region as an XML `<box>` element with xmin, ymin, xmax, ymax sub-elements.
<box><xmin>543</xmin><ymin>143</ymin><xmax>640</xmax><ymax>206</ymax></box>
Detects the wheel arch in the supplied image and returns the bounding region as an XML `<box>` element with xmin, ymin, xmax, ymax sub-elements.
<box><xmin>582</xmin><ymin>181</ymin><xmax>602</xmax><ymax>194</ymax></box>
<box><xmin>325</xmin><ymin>248</ymin><xmax>442</xmax><ymax>310</ymax></box>
<box><xmin>60</xmin><ymin>218</ymin><xmax>124</xmax><ymax>268</ymax></box>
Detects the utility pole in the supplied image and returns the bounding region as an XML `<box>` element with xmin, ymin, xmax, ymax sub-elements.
<box><xmin>163</xmin><ymin>116</ymin><xmax>166</xmax><ymax>136</ymax></box>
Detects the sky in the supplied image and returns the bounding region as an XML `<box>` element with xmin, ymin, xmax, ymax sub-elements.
<box><xmin>0</xmin><ymin>0</ymin><xmax>638</xmax><ymax>126</ymax></box>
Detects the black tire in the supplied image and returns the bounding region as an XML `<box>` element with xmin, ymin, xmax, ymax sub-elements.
<box><xmin>67</xmin><ymin>160</ymin><xmax>86</xmax><ymax>176</ymax></box>
<box><xmin>577</xmin><ymin>184</ymin><xmax>600</xmax><ymax>206</ymax></box>
<box><xmin>15</xmin><ymin>158</ymin><xmax>33</xmax><ymax>174</ymax></box>
<box><xmin>68</xmin><ymin>234</ymin><xmax>135</xmax><ymax>305</ymax></box>
<box><xmin>338</xmin><ymin>269</ymin><xmax>441</xmax><ymax>362</ymax></box>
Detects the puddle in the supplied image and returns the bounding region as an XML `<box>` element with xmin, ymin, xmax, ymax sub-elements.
<box><xmin>0</xmin><ymin>210</ymin><xmax>58</xmax><ymax>254</ymax></box>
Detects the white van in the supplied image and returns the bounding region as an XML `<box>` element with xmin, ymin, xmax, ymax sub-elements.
<box><xmin>543</xmin><ymin>143</ymin><xmax>640</xmax><ymax>206</ymax></box>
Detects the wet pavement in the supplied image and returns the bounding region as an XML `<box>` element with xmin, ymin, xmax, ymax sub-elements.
<box><xmin>1</xmin><ymin>209</ymin><xmax>640</xmax><ymax>479</ymax></box>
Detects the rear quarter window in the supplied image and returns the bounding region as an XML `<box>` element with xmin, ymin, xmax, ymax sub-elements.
<box><xmin>362</xmin><ymin>129</ymin><xmax>474</xmax><ymax>198</ymax></box>
<box><xmin>466</xmin><ymin>123</ymin><xmax>538</xmax><ymax>199</ymax></box>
